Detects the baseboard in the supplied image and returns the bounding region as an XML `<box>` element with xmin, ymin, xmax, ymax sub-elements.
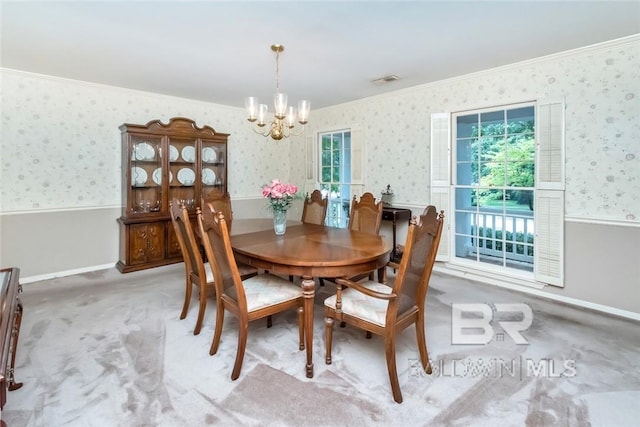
<box><xmin>433</xmin><ymin>264</ymin><xmax>640</xmax><ymax>322</ymax></box>
<box><xmin>20</xmin><ymin>263</ymin><xmax>115</xmax><ymax>284</ymax></box>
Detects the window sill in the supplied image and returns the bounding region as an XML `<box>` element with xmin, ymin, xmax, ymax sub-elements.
<box><xmin>434</xmin><ymin>261</ymin><xmax>546</xmax><ymax>291</ymax></box>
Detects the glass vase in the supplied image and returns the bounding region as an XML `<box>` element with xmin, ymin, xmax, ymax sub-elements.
<box><xmin>273</xmin><ymin>209</ymin><xmax>287</xmax><ymax>235</ymax></box>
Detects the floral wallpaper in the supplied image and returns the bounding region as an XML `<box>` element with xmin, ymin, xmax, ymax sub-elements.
<box><xmin>296</xmin><ymin>37</ymin><xmax>639</xmax><ymax>223</ymax></box>
<box><xmin>2</xmin><ymin>36</ymin><xmax>638</xmax><ymax>223</ymax></box>
<box><xmin>0</xmin><ymin>71</ymin><xmax>291</xmax><ymax>211</ymax></box>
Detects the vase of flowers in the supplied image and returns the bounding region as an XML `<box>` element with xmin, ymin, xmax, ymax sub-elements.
<box><xmin>261</xmin><ymin>179</ymin><xmax>298</xmax><ymax>235</ymax></box>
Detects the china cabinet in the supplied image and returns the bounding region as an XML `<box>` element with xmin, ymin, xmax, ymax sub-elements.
<box><xmin>116</xmin><ymin>117</ymin><xmax>228</xmax><ymax>273</ymax></box>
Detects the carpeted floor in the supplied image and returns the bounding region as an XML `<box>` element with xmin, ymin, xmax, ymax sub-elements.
<box><xmin>1</xmin><ymin>264</ymin><xmax>639</xmax><ymax>426</ymax></box>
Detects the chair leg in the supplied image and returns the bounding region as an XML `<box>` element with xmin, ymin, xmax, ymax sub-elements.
<box><xmin>366</xmin><ymin>331</ymin><xmax>372</xmax><ymax>339</ymax></box>
<box><xmin>193</xmin><ymin>284</ymin><xmax>207</xmax><ymax>335</ymax></box>
<box><xmin>319</xmin><ymin>278</ymin><xmax>325</xmax><ymax>286</ymax></box>
<box><xmin>267</xmin><ymin>315</ymin><xmax>273</xmax><ymax>328</ymax></box>
<box><xmin>231</xmin><ymin>321</ymin><xmax>249</xmax><ymax>381</ymax></box>
<box><xmin>324</xmin><ymin>317</ymin><xmax>334</xmax><ymax>364</ymax></box>
<box><xmin>385</xmin><ymin>336</ymin><xmax>403</xmax><ymax>404</ymax></box>
<box><xmin>415</xmin><ymin>315</ymin><xmax>432</xmax><ymax>374</ymax></box>
<box><xmin>297</xmin><ymin>307</ymin><xmax>305</xmax><ymax>350</ymax></box>
<box><xmin>209</xmin><ymin>305</ymin><xmax>225</xmax><ymax>356</ymax></box>
<box><xmin>180</xmin><ymin>278</ymin><xmax>192</xmax><ymax>320</ymax></box>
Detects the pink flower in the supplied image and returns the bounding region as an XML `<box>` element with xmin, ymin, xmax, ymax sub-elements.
<box><xmin>262</xmin><ymin>178</ymin><xmax>298</xmax><ymax>212</ymax></box>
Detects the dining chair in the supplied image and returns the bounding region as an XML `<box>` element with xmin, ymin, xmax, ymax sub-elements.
<box><xmin>322</xmin><ymin>192</ymin><xmax>383</xmax><ymax>287</ymax></box>
<box><xmin>348</xmin><ymin>192</ymin><xmax>383</xmax><ymax>236</ymax></box>
<box><xmin>198</xmin><ymin>207</ymin><xmax>305</xmax><ymax>380</ymax></box>
<box><xmin>203</xmin><ymin>192</ymin><xmax>233</xmax><ymax>227</ymax></box>
<box><xmin>324</xmin><ymin>205</ymin><xmax>444</xmax><ymax>403</ymax></box>
<box><xmin>169</xmin><ymin>199</ymin><xmax>215</xmax><ymax>335</ymax></box>
<box><xmin>301</xmin><ymin>189</ymin><xmax>328</xmax><ymax>225</ymax></box>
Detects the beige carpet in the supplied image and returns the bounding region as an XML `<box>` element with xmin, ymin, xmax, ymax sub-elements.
<box><xmin>1</xmin><ymin>264</ymin><xmax>639</xmax><ymax>426</ymax></box>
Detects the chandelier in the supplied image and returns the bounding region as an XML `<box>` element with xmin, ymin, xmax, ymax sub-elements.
<box><xmin>244</xmin><ymin>44</ymin><xmax>310</xmax><ymax>141</ymax></box>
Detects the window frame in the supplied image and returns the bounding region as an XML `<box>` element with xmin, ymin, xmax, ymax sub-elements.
<box><xmin>430</xmin><ymin>98</ymin><xmax>565</xmax><ymax>287</ymax></box>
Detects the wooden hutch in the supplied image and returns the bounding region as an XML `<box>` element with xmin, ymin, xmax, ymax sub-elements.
<box><xmin>116</xmin><ymin>117</ymin><xmax>228</xmax><ymax>273</ymax></box>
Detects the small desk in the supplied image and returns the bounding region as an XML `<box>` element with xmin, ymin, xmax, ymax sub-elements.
<box><xmin>382</xmin><ymin>207</ymin><xmax>412</xmax><ymax>262</ymax></box>
<box><xmin>230</xmin><ymin>220</ymin><xmax>392</xmax><ymax>378</ymax></box>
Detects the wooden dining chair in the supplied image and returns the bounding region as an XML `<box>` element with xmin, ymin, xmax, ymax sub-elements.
<box><xmin>198</xmin><ymin>207</ymin><xmax>305</xmax><ymax>380</ymax></box>
<box><xmin>324</xmin><ymin>206</ymin><xmax>444</xmax><ymax>403</ymax></box>
<box><xmin>322</xmin><ymin>192</ymin><xmax>383</xmax><ymax>287</ymax></box>
<box><xmin>203</xmin><ymin>192</ymin><xmax>233</xmax><ymax>227</ymax></box>
<box><xmin>301</xmin><ymin>189</ymin><xmax>328</xmax><ymax>225</ymax></box>
<box><xmin>169</xmin><ymin>199</ymin><xmax>215</xmax><ymax>335</ymax></box>
<box><xmin>349</xmin><ymin>192</ymin><xmax>383</xmax><ymax>235</ymax></box>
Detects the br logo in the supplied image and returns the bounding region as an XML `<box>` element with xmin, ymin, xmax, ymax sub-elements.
<box><xmin>451</xmin><ymin>303</ymin><xmax>533</xmax><ymax>345</ymax></box>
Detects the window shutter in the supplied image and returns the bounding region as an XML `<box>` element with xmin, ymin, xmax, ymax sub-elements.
<box><xmin>350</xmin><ymin>128</ymin><xmax>364</xmax><ymax>185</ymax></box>
<box><xmin>534</xmin><ymin>190</ymin><xmax>564</xmax><ymax>286</ymax></box>
<box><xmin>534</xmin><ymin>99</ymin><xmax>565</xmax><ymax>286</ymax></box>
<box><xmin>430</xmin><ymin>113</ymin><xmax>450</xmax><ymax>261</ymax></box>
<box><xmin>305</xmin><ymin>135</ymin><xmax>316</xmax><ymax>184</ymax></box>
<box><xmin>537</xmin><ymin>99</ymin><xmax>565</xmax><ymax>190</ymax></box>
<box><xmin>430</xmin><ymin>113</ymin><xmax>450</xmax><ymax>187</ymax></box>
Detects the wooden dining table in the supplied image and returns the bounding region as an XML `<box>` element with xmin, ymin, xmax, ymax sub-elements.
<box><xmin>230</xmin><ymin>219</ymin><xmax>392</xmax><ymax>378</ymax></box>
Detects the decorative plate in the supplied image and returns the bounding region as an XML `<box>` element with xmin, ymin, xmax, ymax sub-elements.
<box><xmin>202</xmin><ymin>147</ymin><xmax>217</xmax><ymax>163</ymax></box>
<box><xmin>132</xmin><ymin>167</ymin><xmax>147</xmax><ymax>186</ymax></box>
<box><xmin>202</xmin><ymin>168</ymin><xmax>216</xmax><ymax>185</ymax></box>
<box><xmin>134</xmin><ymin>142</ymin><xmax>155</xmax><ymax>161</ymax></box>
<box><xmin>181</xmin><ymin>146</ymin><xmax>196</xmax><ymax>162</ymax></box>
<box><xmin>177</xmin><ymin>168</ymin><xmax>196</xmax><ymax>186</ymax></box>
<box><xmin>169</xmin><ymin>145</ymin><xmax>179</xmax><ymax>162</ymax></box>
<box><xmin>152</xmin><ymin>168</ymin><xmax>173</xmax><ymax>185</ymax></box>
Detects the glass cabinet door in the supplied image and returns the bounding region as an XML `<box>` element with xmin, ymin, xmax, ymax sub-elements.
<box><xmin>129</xmin><ymin>135</ymin><xmax>163</xmax><ymax>214</ymax></box>
<box><xmin>201</xmin><ymin>139</ymin><xmax>226</xmax><ymax>200</ymax></box>
<box><xmin>168</xmin><ymin>137</ymin><xmax>197</xmax><ymax>212</ymax></box>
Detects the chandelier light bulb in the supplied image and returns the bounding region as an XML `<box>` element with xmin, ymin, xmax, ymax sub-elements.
<box><xmin>245</xmin><ymin>97</ymin><xmax>259</xmax><ymax>122</ymax></box>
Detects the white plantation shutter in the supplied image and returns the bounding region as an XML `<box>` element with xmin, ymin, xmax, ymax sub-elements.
<box><xmin>535</xmin><ymin>190</ymin><xmax>564</xmax><ymax>286</ymax></box>
<box><xmin>537</xmin><ymin>99</ymin><xmax>565</xmax><ymax>190</ymax></box>
<box><xmin>350</xmin><ymin>128</ymin><xmax>364</xmax><ymax>185</ymax></box>
<box><xmin>305</xmin><ymin>135</ymin><xmax>316</xmax><ymax>184</ymax></box>
<box><xmin>430</xmin><ymin>113</ymin><xmax>450</xmax><ymax>261</ymax></box>
<box><xmin>534</xmin><ymin>99</ymin><xmax>565</xmax><ymax>286</ymax></box>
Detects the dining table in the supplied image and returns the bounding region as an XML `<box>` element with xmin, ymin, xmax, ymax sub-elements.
<box><xmin>230</xmin><ymin>218</ymin><xmax>392</xmax><ymax>378</ymax></box>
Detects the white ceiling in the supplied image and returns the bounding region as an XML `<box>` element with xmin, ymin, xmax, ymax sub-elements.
<box><xmin>2</xmin><ymin>1</ymin><xmax>639</xmax><ymax>109</ymax></box>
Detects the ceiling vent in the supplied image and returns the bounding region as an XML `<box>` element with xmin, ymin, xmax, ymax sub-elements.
<box><xmin>371</xmin><ymin>75</ymin><xmax>400</xmax><ymax>85</ymax></box>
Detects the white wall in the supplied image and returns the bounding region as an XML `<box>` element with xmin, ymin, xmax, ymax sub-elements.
<box><xmin>0</xmin><ymin>70</ymin><xmax>298</xmax><ymax>277</ymax></box>
<box><xmin>296</xmin><ymin>37</ymin><xmax>639</xmax><ymax>221</ymax></box>
<box><xmin>1</xmin><ymin>37</ymin><xmax>638</xmax><ymax>315</ymax></box>
<box><xmin>292</xmin><ymin>36</ymin><xmax>640</xmax><ymax>315</ymax></box>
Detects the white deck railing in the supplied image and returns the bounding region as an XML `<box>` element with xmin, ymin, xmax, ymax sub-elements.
<box><xmin>469</xmin><ymin>208</ymin><xmax>534</xmax><ymax>264</ymax></box>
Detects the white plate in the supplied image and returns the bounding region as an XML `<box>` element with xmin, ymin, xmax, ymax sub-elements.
<box><xmin>152</xmin><ymin>168</ymin><xmax>173</xmax><ymax>185</ymax></box>
<box><xmin>202</xmin><ymin>168</ymin><xmax>216</xmax><ymax>185</ymax></box>
<box><xmin>181</xmin><ymin>146</ymin><xmax>195</xmax><ymax>162</ymax></box>
<box><xmin>134</xmin><ymin>142</ymin><xmax>155</xmax><ymax>161</ymax></box>
<box><xmin>202</xmin><ymin>147</ymin><xmax>217</xmax><ymax>163</ymax></box>
<box><xmin>169</xmin><ymin>145</ymin><xmax>179</xmax><ymax>162</ymax></box>
<box><xmin>132</xmin><ymin>167</ymin><xmax>147</xmax><ymax>186</ymax></box>
<box><xmin>177</xmin><ymin>168</ymin><xmax>196</xmax><ymax>186</ymax></box>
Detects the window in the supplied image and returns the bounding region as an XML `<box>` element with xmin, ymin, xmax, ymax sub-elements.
<box><xmin>319</xmin><ymin>130</ymin><xmax>351</xmax><ymax>228</ymax></box>
<box><xmin>431</xmin><ymin>99</ymin><xmax>565</xmax><ymax>287</ymax></box>
<box><xmin>453</xmin><ymin>104</ymin><xmax>535</xmax><ymax>272</ymax></box>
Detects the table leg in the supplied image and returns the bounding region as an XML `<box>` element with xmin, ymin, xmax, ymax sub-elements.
<box><xmin>301</xmin><ymin>275</ymin><xmax>315</xmax><ymax>378</ymax></box>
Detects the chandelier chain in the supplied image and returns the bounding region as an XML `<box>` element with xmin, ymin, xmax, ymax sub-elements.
<box><xmin>275</xmin><ymin>50</ymin><xmax>280</xmax><ymax>94</ymax></box>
